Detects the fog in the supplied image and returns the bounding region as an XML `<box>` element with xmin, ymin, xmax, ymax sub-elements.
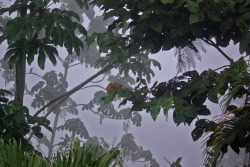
<box><xmin>0</xmin><ymin>1</ymin><xmax>248</xmax><ymax>167</ymax></box>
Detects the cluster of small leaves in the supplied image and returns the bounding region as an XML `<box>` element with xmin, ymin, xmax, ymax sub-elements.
<box><xmin>82</xmin><ymin>90</ymin><xmax>142</xmax><ymax>127</ymax></box>
<box><xmin>119</xmin><ymin>133</ymin><xmax>160</xmax><ymax>167</ymax></box>
<box><xmin>103</xmin><ymin>59</ymin><xmax>250</xmax><ymax>161</ymax></box>
<box><xmin>91</xmin><ymin>0</ymin><xmax>250</xmax><ymax>55</ymax></box>
<box><xmin>0</xmin><ymin>89</ymin><xmax>52</xmax><ymax>151</ymax></box>
<box><xmin>31</xmin><ymin>71</ymin><xmax>68</xmax><ymax>109</ymax></box>
<box><xmin>57</xmin><ymin>118</ymin><xmax>89</xmax><ymax>139</ymax></box>
<box><xmin>0</xmin><ymin>0</ymin><xmax>87</xmax><ymax>69</ymax></box>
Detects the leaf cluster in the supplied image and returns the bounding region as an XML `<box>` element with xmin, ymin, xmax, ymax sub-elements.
<box><xmin>0</xmin><ymin>0</ymin><xmax>87</xmax><ymax>69</ymax></box>
<box><xmin>91</xmin><ymin>0</ymin><xmax>250</xmax><ymax>55</ymax></box>
<box><xmin>0</xmin><ymin>89</ymin><xmax>52</xmax><ymax>151</ymax></box>
<box><xmin>103</xmin><ymin>59</ymin><xmax>250</xmax><ymax>164</ymax></box>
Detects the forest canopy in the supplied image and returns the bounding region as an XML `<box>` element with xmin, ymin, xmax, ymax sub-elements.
<box><xmin>0</xmin><ymin>0</ymin><xmax>249</xmax><ymax>166</ymax></box>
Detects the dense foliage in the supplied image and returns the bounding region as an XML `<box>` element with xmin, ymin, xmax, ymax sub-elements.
<box><xmin>0</xmin><ymin>0</ymin><xmax>249</xmax><ymax>166</ymax></box>
<box><xmin>0</xmin><ymin>89</ymin><xmax>51</xmax><ymax>151</ymax></box>
<box><xmin>0</xmin><ymin>138</ymin><xmax>122</xmax><ymax>167</ymax></box>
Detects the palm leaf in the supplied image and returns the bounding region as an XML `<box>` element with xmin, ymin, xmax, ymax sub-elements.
<box><xmin>203</xmin><ymin>104</ymin><xmax>250</xmax><ymax>166</ymax></box>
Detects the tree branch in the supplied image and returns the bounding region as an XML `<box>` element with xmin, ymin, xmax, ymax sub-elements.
<box><xmin>68</xmin><ymin>62</ymin><xmax>81</xmax><ymax>68</ymax></box>
<box><xmin>32</xmin><ymin>59</ymin><xmax>118</xmax><ymax>117</ymax></box>
<box><xmin>201</xmin><ymin>38</ymin><xmax>231</xmax><ymax>62</ymax></box>
<box><xmin>26</xmin><ymin>72</ymin><xmax>43</xmax><ymax>78</ymax></box>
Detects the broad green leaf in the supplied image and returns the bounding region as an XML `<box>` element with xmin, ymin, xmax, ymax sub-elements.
<box><xmin>97</xmin><ymin>32</ymin><xmax>114</xmax><ymax>47</ymax></box>
<box><xmin>75</xmin><ymin>0</ymin><xmax>87</xmax><ymax>9</ymax></box>
<box><xmin>8</xmin><ymin>52</ymin><xmax>19</xmax><ymax>67</ymax></box>
<box><xmin>150</xmin><ymin>19</ymin><xmax>164</xmax><ymax>33</ymax></box>
<box><xmin>208</xmin><ymin>90</ymin><xmax>218</xmax><ymax>103</ymax></box>
<box><xmin>4</xmin><ymin>48</ymin><xmax>17</xmax><ymax>61</ymax></box>
<box><xmin>75</xmin><ymin>22</ymin><xmax>87</xmax><ymax>36</ymax></box>
<box><xmin>189</xmin><ymin>14</ymin><xmax>202</xmax><ymax>24</ymax></box>
<box><xmin>150</xmin><ymin>107</ymin><xmax>160</xmax><ymax>121</ymax></box>
<box><xmin>103</xmin><ymin>10</ymin><xmax>117</xmax><ymax>20</ymax></box>
<box><xmin>163</xmin><ymin>97</ymin><xmax>173</xmax><ymax>115</ymax></box>
<box><xmin>38</xmin><ymin>48</ymin><xmax>46</xmax><ymax>69</ymax></box>
<box><xmin>44</xmin><ymin>45</ymin><xmax>58</xmax><ymax>66</ymax></box>
<box><xmin>103</xmin><ymin>91</ymin><xmax>116</xmax><ymax>104</ymax></box>
<box><xmin>111</xmin><ymin>47</ymin><xmax>124</xmax><ymax>62</ymax></box>
<box><xmin>63</xmin><ymin>10</ymin><xmax>81</xmax><ymax>22</ymax></box>
<box><xmin>0</xmin><ymin>8</ymin><xmax>9</xmax><ymax>15</ymax></box>
<box><xmin>117</xmin><ymin>89</ymin><xmax>132</xmax><ymax>99</ymax></box>
<box><xmin>160</xmin><ymin>0</ymin><xmax>174</xmax><ymax>5</ymax></box>
<box><xmin>151</xmin><ymin>59</ymin><xmax>161</xmax><ymax>70</ymax></box>
<box><xmin>206</xmin><ymin>11</ymin><xmax>221</xmax><ymax>22</ymax></box>
<box><xmin>187</xmin><ymin>1</ymin><xmax>200</xmax><ymax>13</ymax></box>
<box><xmin>86</xmin><ymin>32</ymin><xmax>97</xmax><ymax>46</ymax></box>
<box><xmin>34</xmin><ymin>0</ymin><xmax>42</xmax><ymax>8</ymax></box>
<box><xmin>184</xmin><ymin>106</ymin><xmax>200</xmax><ymax>118</ymax></box>
<box><xmin>25</xmin><ymin>23</ymin><xmax>33</xmax><ymax>41</ymax></box>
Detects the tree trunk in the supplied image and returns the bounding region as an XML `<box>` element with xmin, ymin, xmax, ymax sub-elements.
<box><xmin>15</xmin><ymin>62</ymin><xmax>26</xmax><ymax>105</ymax></box>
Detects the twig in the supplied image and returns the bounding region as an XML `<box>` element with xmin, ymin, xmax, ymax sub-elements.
<box><xmin>90</xmin><ymin>74</ymin><xmax>107</xmax><ymax>83</ymax></box>
<box><xmin>213</xmin><ymin>65</ymin><xmax>230</xmax><ymax>72</ymax></box>
<box><xmin>26</xmin><ymin>72</ymin><xmax>43</xmax><ymax>78</ymax></box>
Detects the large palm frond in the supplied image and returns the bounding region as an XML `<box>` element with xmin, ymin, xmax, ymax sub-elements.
<box><xmin>203</xmin><ymin>104</ymin><xmax>250</xmax><ymax>167</ymax></box>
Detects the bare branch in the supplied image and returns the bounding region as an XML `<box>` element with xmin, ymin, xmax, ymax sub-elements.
<box><xmin>32</xmin><ymin>59</ymin><xmax>118</xmax><ymax>117</ymax></box>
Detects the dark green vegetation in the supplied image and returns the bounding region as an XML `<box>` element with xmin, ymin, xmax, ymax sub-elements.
<box><xmin>0</xmin><ymin>0</ymin><xmax>249</xmax><ymax>166</ymax></box>
<box><xmin>0</xmin><ymin>138</ymin><xmax>122</xmax><ymax>167</ymax></box>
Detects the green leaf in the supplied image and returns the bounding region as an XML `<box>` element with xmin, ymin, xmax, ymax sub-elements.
<box><xmin>34</xmin><ymin>0</ymin><xmax>42</xmax><ymax>8</ymax></box>
<box><xmin>75</xmin><ymin>0</ymin><xmax>87</xmax><ymax>9</ymax></box>
<box><xmin>63</xmin><ymin>10</ymin><xmax>81</xmax><ymax>22</ymax></box>
<box><xmin>0</xmin><ymin>8</ymin><xmax>9</xmax><ymax>15</ymax></box>
<box><xmin>184</xmin><ymin>106</ymin><xmax>200</xmax><ymax>118</ymax></box>
<box><xmin>150</xmin><ymin>19</ymin><xmax>164</xmax><ymax>32</ymax></box>
<box><xmin>44</xmin><ymin>45</ymin><xmax>58</xmax><ymax>66</ymax></box>
<box><xmin>189</xmin><ymin>14</ymin><xmax>202</xmax><ymax>24</ymax></box>
<box><xmin>117</xmin><ymin>89</ymin><xmax>132</xmax><ymax>99</ymax></box>
<box><xmin>103</xmin><ymin>91</ymin><xmax>116</xmax><ymax>104</ymax></box>
<box><xmin>14</xmin><ymin>113</ymin><xmax>25</xmax><ymax>123</ymax></box>
<box><xmin>208</xmin><ymin>90</ymin><xmax>218</xmax><ymax>103</ymax></box>
<box><xmin>75</xmin><ymin>22</ymin><xmax>87</xmax><ymax>36</ymax></box>
<box><xmin>206</xmin><ymin>11</ymin><xmax>221</xmax><ymax>22</ymax></box>
<box><xmin>8</xmin><ymin>53</ymin><xmax>18</xmax><ymax>67</ymax></box>
<box><xmin>86</xmin><ymin>32</ymin><xmax>97</xmax><ymax>46</ymax></box>
<box><xmin>111</xmin><ymin>47</ymin><xmax>123</xmax><ymax>62</ymax></box>
<box><xmin>150</xmin><ymin>106</ymin><xmax>160</xmax><ymax>121</ymax></box>
<box><xmin>187</xmin><ymin>1</ymin><xmax>200</xmax><ymax>13</ymax></box>
<box><xmin>38</xmin><ymin>48</ymin><xmax>46</xmax><ymax>69</ymax></box>
<box><xmin>163</xmin><ymin>97</ymin><xmax>173</xmax><ymax>115</ymax></box>
<box><xmin>4</xmin><ymin>48</ymin><xmax>17</xmax><ymax>61</ymax></box>
<box><xmin>25</xmin><ymin>23</ymin><xmax>33</xmax><ymax>41</ymax></box>
<box><xmin>160</xmin><ymin>0</ymin><xmax>174</xmax><ymax>5</ymax></box>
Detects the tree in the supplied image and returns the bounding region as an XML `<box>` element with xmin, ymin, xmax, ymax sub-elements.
<box><xmin>87</xmin><ymin>0</ymin><xmax>250</xmax><ymax>166</ymax></box>
<box><xmin>0</xmin><ymin>0</ymin><xmax>249</xmax><ymax>166</ymax></box>
<box><xmin>0</xmin><ymin>0</ymin><xmax>160</xmax><ymax>166</ymax></box>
